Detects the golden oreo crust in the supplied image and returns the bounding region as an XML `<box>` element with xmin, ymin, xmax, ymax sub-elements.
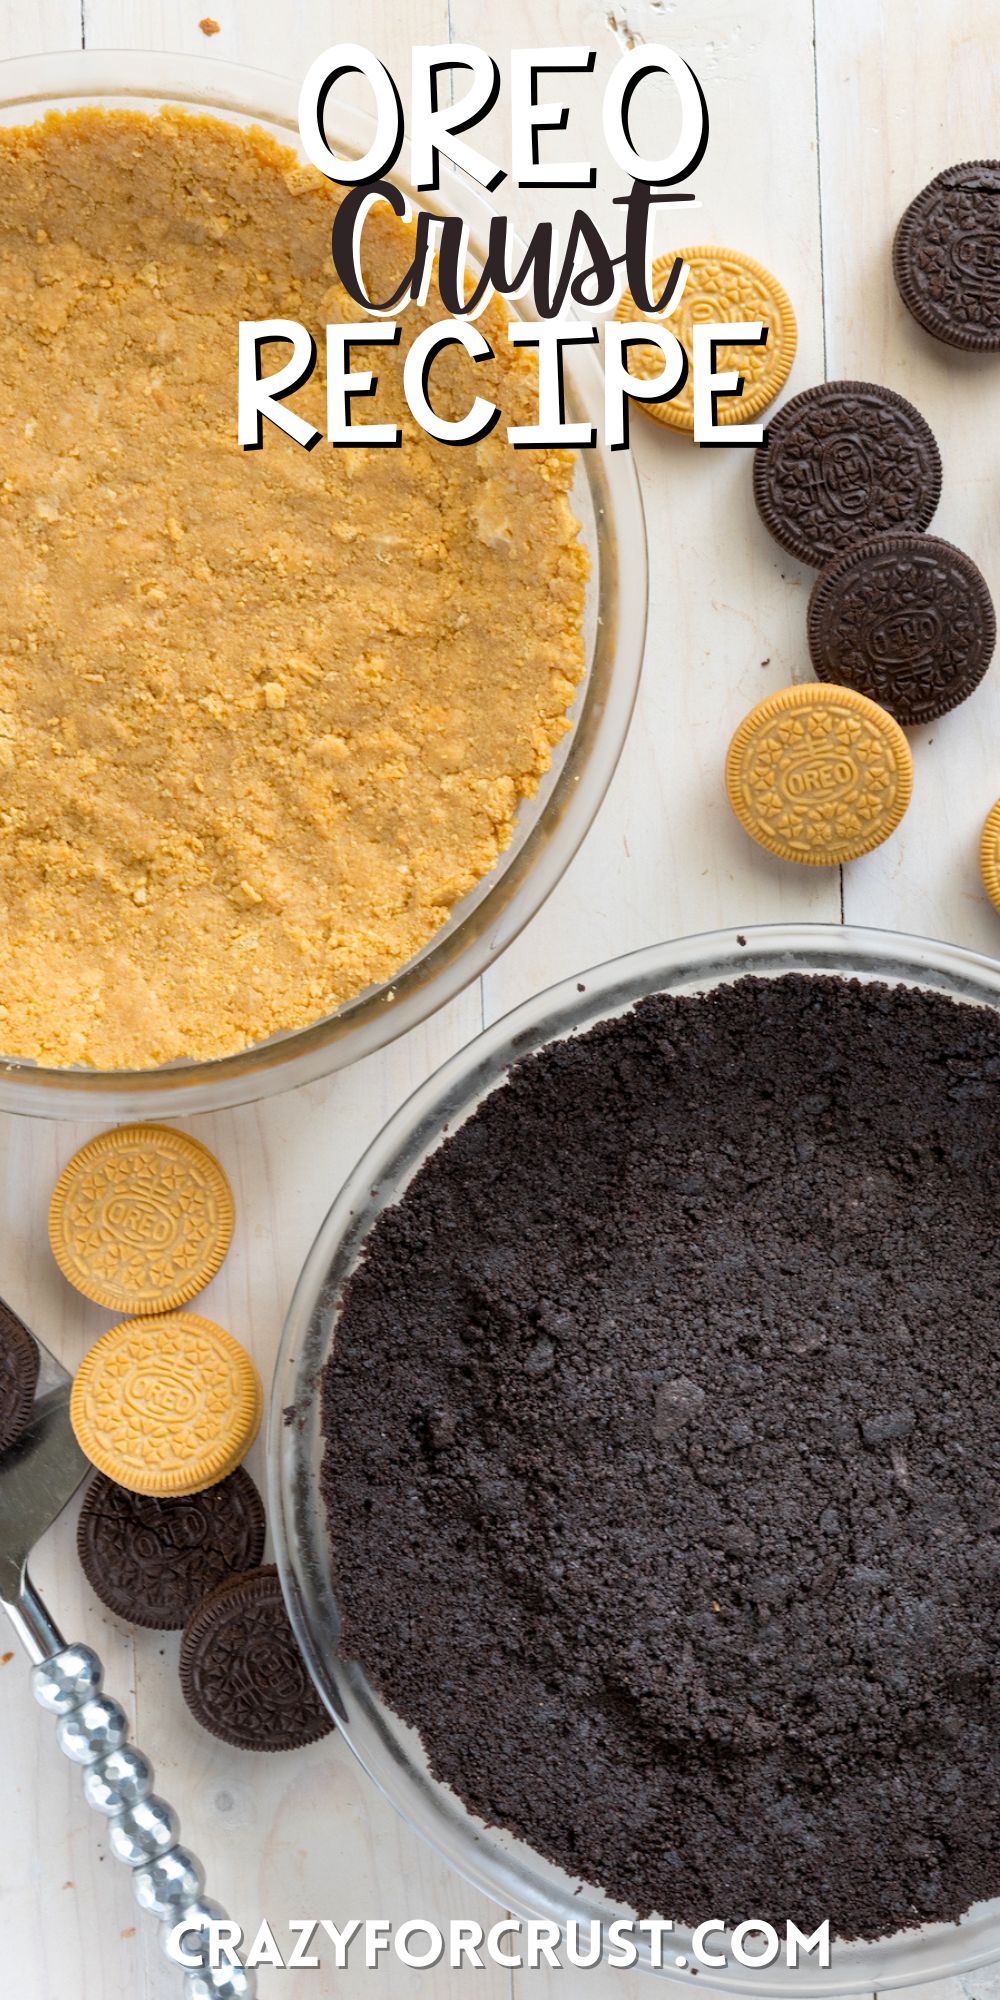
<box><xmin>614</xmin><ymin>245</ymin><xmax>797</xmax><ymax>434</ymax></box>
<box><xmin>49</xmin><ymin>1125</ymin><xmax>234</xmax><ymax>1315</ymax></box>
<box><xmin>69</xmin><ymin>1312</ymin><xmax>262</xmax><ymax>1497</ymax></box>
<box><xmin>726</xmin><ymin>683</ymin><xmax>914</xmax><ymax>866</ymax></box>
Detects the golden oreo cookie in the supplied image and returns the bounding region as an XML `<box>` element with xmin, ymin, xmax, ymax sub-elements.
<box><xmin>49</xmin><ymin>1125</ymin><xmax>234</xmax><ymax>1315</ymax></box>
<box><xmin>614</xmin><ymin>245</ymin><xmax>797</xmax><ymax>434</ymax></box>
<box><xmin>979</xmin><ymin>797</ymin><xmax>1000</xmax><ymax>914</ymax></box>
<box><xmin>70</xmin><ymin>1312</ymin><xmax>262</xmax><ymax>1497</ymax></box>
<box><xmin>726</xmin><ymin>683</ymin><xmax>913</xmax><ymax>866</ymax></box>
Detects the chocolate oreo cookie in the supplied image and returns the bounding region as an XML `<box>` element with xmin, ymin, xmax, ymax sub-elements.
<box><xmin>0</xmin><ymin>1297</ymin><xmax>40</xmax><ymax>1453</ymax></box>
<box><xmin>77</xmin><ymin>1467</ymin><xmax>266</xmax><ymax>1630</ymax></box>
<box><xmin>807</xmin><ymin>532</ymin><xmax>996</xmax><ymax>725</ymax></box>
<box><xmin>894</xmin><ymin>161</ymin><xmax>1000</xmax><ymax>349</ymax></box>
<box><xmin>179</xmin><ymin>1565</ymin><xmax>332</xmax><ymax>1751</ymax></box>
<box><xmin>753</xmin><ymin>381</ymin><xmax>942</xmax><ymax>566</ymax></box>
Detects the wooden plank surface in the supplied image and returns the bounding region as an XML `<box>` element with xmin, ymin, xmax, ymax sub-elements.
<box><xmin>0</xmin><ymin>1</ymin><xmax>997</xmax><ymax>1996</ymax></box>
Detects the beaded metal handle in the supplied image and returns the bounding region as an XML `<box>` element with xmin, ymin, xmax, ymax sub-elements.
<box><xmin>31</xmin><ymin>1641</ymin><xmax>256</xmax><ymax>1999</ymax></box>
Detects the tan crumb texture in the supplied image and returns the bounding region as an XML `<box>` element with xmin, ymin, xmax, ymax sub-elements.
<box><xmin>0</xmin><ymin>108</ymin><xmax>587</xmax><ymax>1067</ymax></box>
<box><xmin>199</xmin><ymin>18</ymin><xmax>220</xmax><ymax>35</ymax></box>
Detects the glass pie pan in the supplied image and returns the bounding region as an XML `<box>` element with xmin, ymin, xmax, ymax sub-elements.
<box><xmin>0</xmin><ymin>48</ymin><xmax>645</xmax><ymax>1120</ymax></box>
<box><xmin>272</xmin><ymin>920</ymin><xmax>1000</xmax><ymax>1997</ymax></box>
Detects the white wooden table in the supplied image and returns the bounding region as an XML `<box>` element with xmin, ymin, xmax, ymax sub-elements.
<box><xmin>1</xmin><ymin>2</ymin><xmax>999</xmax><ymax>1996</ymax></box>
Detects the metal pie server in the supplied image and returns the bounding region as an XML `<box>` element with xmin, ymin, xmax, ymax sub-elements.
<box><xmin>0</xmin><ymin>1312</ymin><xmax>255</xmax><ymax>1998</ymax></box>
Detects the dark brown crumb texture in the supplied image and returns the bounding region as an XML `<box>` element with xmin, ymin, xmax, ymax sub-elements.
<box><xmin>321</xmin><ymin>974</ymin><xmax>1000</xmax><ymax>1942</ymax></box>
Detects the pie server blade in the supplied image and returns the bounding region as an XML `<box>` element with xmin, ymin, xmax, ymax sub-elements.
<box><xmin>0</xmin><ymin>1304</ymin><xmax>255</xmax><ymax>1998</ymax></box>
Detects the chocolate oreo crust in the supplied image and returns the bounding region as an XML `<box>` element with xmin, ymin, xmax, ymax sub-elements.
<box><xmin>894</xmin><ymin>161</ymin><xmax>1000</xmax><ymax>349</ymax></box>
<box><xmin>807</xmin><ymin>532</ymin><xmax>996</xmax><ymax>724</ymax></box>
<box><xmin>322</xmin><ymin>975</ymin><xmax>1000</xmax><ymax>1941</ymax></box>
<box><xmin>179</xmin><ymin>1565</ymin><xmax>332</xmax><ymax>1751</ymax></box>
<box><xmin>0</xmin><ymin>1297</ymin><xmax>39</xmax><ymax>1453</ymax></box>
<box><xmin>753</xmin><ymin>381</ymin><xmax>942</xmax><ymax>567</ymax></box>
<box><xmin>77</xmin><ymin>1468</ymin><xmax>266</xmax><ymax>1630</ymax></box>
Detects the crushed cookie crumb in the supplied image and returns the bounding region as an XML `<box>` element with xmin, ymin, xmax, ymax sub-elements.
<box><xmin>0</xmin><ymin>108</ymin><xmax>587</xmax><ymax>1069</ymax></box>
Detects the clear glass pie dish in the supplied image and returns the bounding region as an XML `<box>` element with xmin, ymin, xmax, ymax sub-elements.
<box><xmin>0</xmin><ymin>48</ymin><xmax>645</xmax><ymax>1119</ymax></box>
<box><xmin>272</xmin><ymin>920</ymin><xmax>1000</xmax><ymax>1997</ymax></box>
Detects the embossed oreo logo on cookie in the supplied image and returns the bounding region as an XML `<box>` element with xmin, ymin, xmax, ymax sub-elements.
<box><xmin>239</xmin><ymin>1635</ymin><xmax>310</xmax><ymax>1705</ymax></box>
<box><xmin>818</xmin><ymin>436</ymin><xmax>873</xmax><ymax>517</ymax></box>
<box><xmin>808</xmin><ymin>533</ymin><xmax>996</xmax><ymax>726</ymax></box>
<box><xmin>753</xmin><ymin>381</ymin><xmax>942</xmax><ymax>567</ymax></box>
<box><xmin>950</xmin><ymin>222</ymin><xmax>1000</xmax><ymax>297</ymax></box>
<box><xmin>125</xmin><ymin>1363</ymin><xmax>200</xmax><ymax>1425</ymax></box>
<box><xmin>104</xmin><ymin>1193</ymin><xmax>178</xmax><ymax>1249</ymax></box>
<box><xmin>780</xmin><ymin>751</ymin><xmax>858</xmax><ymax>801</ymax></box>
<box><xmin>867</xmin><ymin>605</ymin><xmax>943</xmax><ymax>669</ymax></box>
